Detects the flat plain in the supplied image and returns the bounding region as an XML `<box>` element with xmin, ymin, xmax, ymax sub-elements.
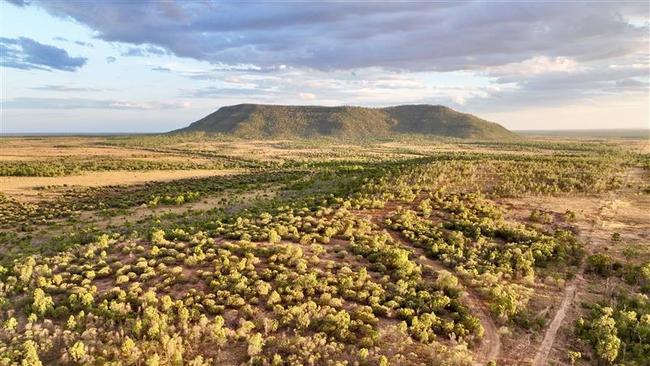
<box><xmin>1</xmin><ymin>134</ymin><xmax>648</xmax><ymax>366</ymax></box>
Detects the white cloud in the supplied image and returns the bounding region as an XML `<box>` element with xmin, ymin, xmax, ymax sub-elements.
<box><xmin>486</xmin><ymin>56</ymin><xmax>582</xmax><ymax>77</ymax></box>
<box><xmin>2</xmin><ymin>97</ymin><xmax>190</xmax><ymax>110</ymax></box>
<box><xmin>451</xmin><ymin>95</ymin><xmax>466</xmax><ymax>105</ymax></box>
<box><xmin>299</xmin><ymin>92</ymin><xmax>316</xmax><ymax>100</ymax></box>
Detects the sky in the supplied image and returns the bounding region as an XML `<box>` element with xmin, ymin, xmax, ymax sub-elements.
<box><xmin>1</xmin><ymin>1</ymin><xmax>648</xmax><ymax>133</ymax></box>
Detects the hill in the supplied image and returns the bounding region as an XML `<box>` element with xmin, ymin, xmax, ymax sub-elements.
<box><xmin>172</xmin><ymin>104</ymin><xmax>518</xmax><ymax>140</ymax></box>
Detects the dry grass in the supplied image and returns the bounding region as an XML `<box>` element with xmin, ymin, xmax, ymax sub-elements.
<box><xmin>499</xmin><ymin>178</ymin><xmax>649</xmax><ymax>365</ymax></box>
<box><xmin>0</xmin><ymin>137</ymin><xmax>212</xmax><ymax>163</ymax></box>
<box><xmin>0</xmin><ymin>169</ymin><xmax>241</xmax><ymax>201</ymax></box>
<box><xmin>1</xmin><ymin>137</ymin><xmax>153</xmax><ymax>159</ymax></box>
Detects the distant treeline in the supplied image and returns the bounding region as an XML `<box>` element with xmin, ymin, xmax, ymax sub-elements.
<box><xmin>0</xmin><ymin>158</ymin><xmax>228</xmax><ymax>177</ymax></box>
<box><xmin>516</xmin><ymin>129</ymin><xmax>649</xmax><ymax>138</ymax></box>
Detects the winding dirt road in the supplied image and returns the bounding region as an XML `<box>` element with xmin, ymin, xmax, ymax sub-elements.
<box><xmin>355</xmin><ymin>203</ymin><xmax>502</xmax><ymax>365</ymax></box>
<box><xmin>388</xmin><ymin>230</ymin><xmax>502</xmax><ymax>365</ymax></box>
<box><xmin>411</xmin><ymin>245</ymin><xmax>501</xmax><ymax>365</ymax></box>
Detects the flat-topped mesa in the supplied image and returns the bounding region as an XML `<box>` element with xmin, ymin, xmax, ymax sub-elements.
<box><xmin>172</xmin><ymin>103</ymin><xmax>518</xmax><ymax>140</ymax></box>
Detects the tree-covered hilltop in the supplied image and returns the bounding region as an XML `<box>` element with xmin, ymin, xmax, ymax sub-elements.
<box><xmin>172</xmin><ymin>104</ymin><xmax>519</xmax><ymax>140</ymax></box>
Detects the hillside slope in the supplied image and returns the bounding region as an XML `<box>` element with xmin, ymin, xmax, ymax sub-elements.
<box><xmin>173</xmin><ymin>104</ymin><xmax>518</xmax><ymax>140</ymax></box>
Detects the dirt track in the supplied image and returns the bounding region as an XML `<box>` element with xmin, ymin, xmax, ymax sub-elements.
<box><xmin>396</xmin><ymin>234</ymin><xmax>501</xmax><ymax>365</ymax></box>
<box><xmin>531</xmin><ymin>192</ymin><xmax>615</xmax><ymax>365</ymax></box>
<box><xmin>531</xmin><ymin>274</ymin><xmax>581</xmax><ymax>366</ymax></box>
<box><xmin>531</xmin><ymin>160</ymin><xmax>647</xmax><ymax>366</ymax></box>
<box><xmin>352</xmin><ymin>202</ymin><xmax>502</xmax><ymax>365</ymax></box>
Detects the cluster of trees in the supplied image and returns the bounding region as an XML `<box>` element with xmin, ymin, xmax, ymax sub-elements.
<box><xmin>576</xmin><ymin>294</ymin><xmax>650</xmax><ymax>365</ymax></box>
<box><xmin>148</xmin><ymin>191</ymin><xmax>201</xmax><ymax>207</ymax></box>
<box><xmin>0</xmin><ymin>202</ymin><xmax>486</xmax><ymax>365</ymax></box>
<box><xmin>0</xmin><ymin>158</ymin><xmax>229</xmax><ymax>177</ymax></box>
<box><xmin>587</xmin><ymin>253</ymin><xmax>650</xmax><ymax>291</ymax></box>
<box><xmin>2</xmin><ymin>141</ymin><xmax>632</xmax><ymax>231</ymax></box>
<box><xmin>466</xmin><ymin>140</ymin><xmax>623</xmax><ymax>153</ymax></box>
<box><xmin>488</xmin><ymin>157</ymin><xmax>625</xmax><ymax>196</ymax></box>
<box><xmin>0</xmin><ymin>194</ymin><xmax>39</xmax><ymax>231</ymax></box>
<box><xmin>0</xmin><ymin>169</ymin><xmax>305</xmax><ymax>228</ymax></box>
<box><xmin>384</xmin><ymin>190</ymin><xmax>581</xmax><ymax>320</ymax></box>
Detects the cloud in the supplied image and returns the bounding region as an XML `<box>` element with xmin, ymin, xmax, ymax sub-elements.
<box><xmin>299</xmin><ymin>92</ymin><xmax>316</xmax><ymax>100</ymax></box>
<box><xmin>19</xmin><ymin>2</ymin><xmax>649</xmax><ymax>72</ymax></box>
<box><xmin>74</xmin><ymin>40</ymin><xmax>93</xmax><ymax>47</ymax></box>
<box><xmin>106</xmin><ymin>56</ymin><xmax>116</xmax><ymax>63</ymax></box>
<box><xmin>469</xmin><ymin>63</ymin><xmax>649</xmax><ymax>111</ymax></box>
<box><xmin>183</xmin><ymin>86</ymin><xmax>273</xmax><ymax>99</ymax></box>
<box><xmin>149</xmin><ymin>62</ymin><xmax>277</xmax><ymax>81</ymax></box>
<box><xmin>52</xmin><ymin>36</ymin><xmax>93</xmax><ymax>47</ymax></box>
<box><xmin>121</xmin><ymin>45</ymin><xmax>168</xmax><ymax>57</ymax></box>
<box><xmin>2</xmin><ymin>97</ymin><xmax>189</xmax><ymax>110</ymax></box>
<box><xmin>179</xmin><ymin>67</ymin><xmax>485</xmax><ymax>110</ymax></box>
<box><xmin>0</xmin><ymin>36</ymin><xmax>87</xmax><ymax>71</ymax></box>
<box><xmin>492</xmin><ymin>62</ymin><xmax>648</xmax><ymax>92</ymax></box>
<box><xmin>485</xmin><ymin>56</ymin><xmax>582</xmax><ymax>77</ymax></box>
<box><xmin>4</xmin><ymin>0</ymin><xmax>29</xmax><ymax>6</ymax></box>
<box><xmin>30</xmin><ymin>85</ymin><xmax>104</xmax><ymax>92</ymax></box>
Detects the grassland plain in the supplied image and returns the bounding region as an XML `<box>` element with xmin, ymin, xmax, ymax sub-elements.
<box><xmin>0</xmin><ymin>134</ymin><xmax>648</xmax><ymax>366</ymax></box>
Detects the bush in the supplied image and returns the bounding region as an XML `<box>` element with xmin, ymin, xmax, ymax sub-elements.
<box><xmin>587</xmin><ymin>254</ymin><xmax>615</xmax><ymax>277</ymax></box>
<box><xmin>68</xmin><ymin>341</ymin><xmax>87</xmax><ymax>363</ymax></box>
<box><xmin>22</xmin><ymin>340</ymin><xmax>43</xmax><ymax>366</ymax></box>
<box><xmin>31</xmin><ymin>288</ymin><xmax>54</xmax><ymax>316</ymax></box>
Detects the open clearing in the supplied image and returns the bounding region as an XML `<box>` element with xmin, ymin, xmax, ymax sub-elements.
<box><xmin>0</xmin><ymin>169</ymin><xmax>241</xmax><ymax>201</ymax></box>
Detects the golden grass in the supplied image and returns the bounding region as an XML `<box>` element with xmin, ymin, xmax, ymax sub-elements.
<box><xmin>0</xmin><ymin>169</ymin><xmax>241</xmax><ymax>201</ymax></box>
